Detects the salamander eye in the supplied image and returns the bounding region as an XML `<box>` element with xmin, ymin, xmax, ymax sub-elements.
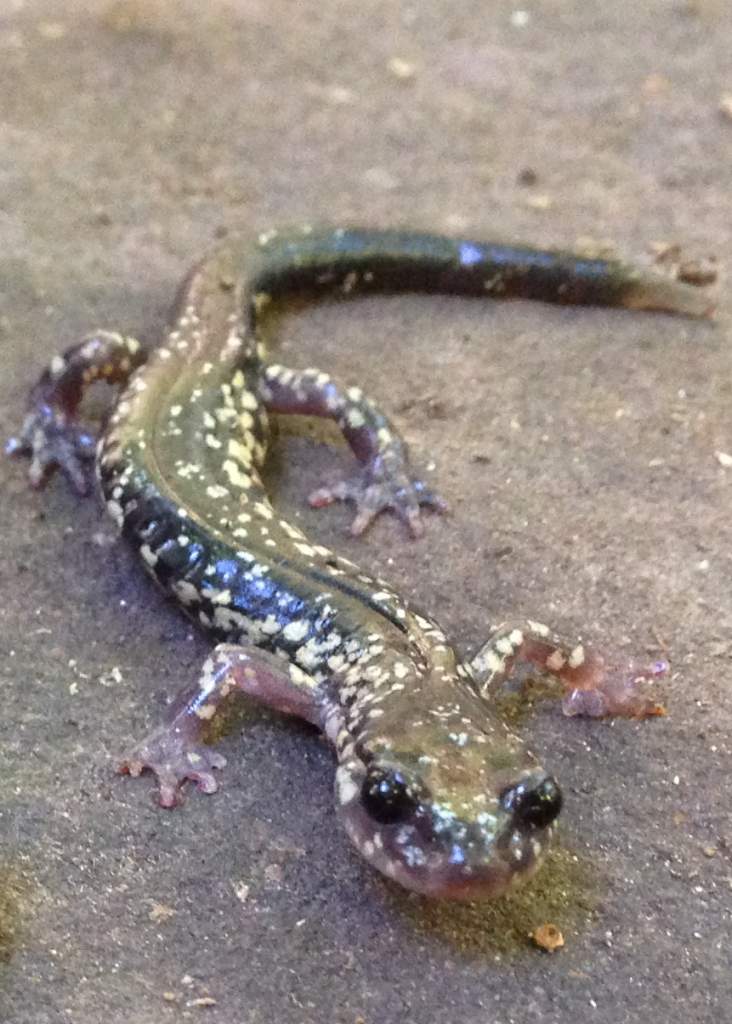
<box><xmin>361</xmin><ymin>767</ymin><xmax>417</xmax><ymax>824</ymax></box>
<box><xmin>500</xmin><ymin>774</ymin><xmax>562</xmax><ymax>829</ymax></box>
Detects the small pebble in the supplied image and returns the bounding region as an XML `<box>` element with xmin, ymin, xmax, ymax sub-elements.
<box><xmin>530</xmin><ymin>923</ymin><xmax>564</xmax><ymax>952</ymax></box>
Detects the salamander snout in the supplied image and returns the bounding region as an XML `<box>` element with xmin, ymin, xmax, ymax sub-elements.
<box><xmin>499</xmin><ymin>772</ymin><xmax>562</xmax><ymax>831</ymax></box>
<box><xmin>336</xmin><ymin>757</ymin><xmax>562</xmax><ymax>900</ymax></box>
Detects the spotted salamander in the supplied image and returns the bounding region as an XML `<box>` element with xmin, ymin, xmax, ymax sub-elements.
<box><xmin>8</xmin><ymin>228</ymin><xmax>712</xmax><ymax>899</ymax></box>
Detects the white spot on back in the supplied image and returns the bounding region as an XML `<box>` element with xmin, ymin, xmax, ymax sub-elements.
<box><xmin>283</xmin><ymin>619</ymin><xmax>309</xmax><ymax>643</ymax></box>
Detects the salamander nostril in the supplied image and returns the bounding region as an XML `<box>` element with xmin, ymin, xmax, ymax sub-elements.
<box><xmin>500</xmin><ymin>774</ymin><xmax>563</xmax><ymax>829</ymax></box>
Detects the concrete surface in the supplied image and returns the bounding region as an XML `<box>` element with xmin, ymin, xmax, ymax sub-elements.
<box><xmin>1</xmin><ymin>1</ymin><xmax>730</xmax><ymax>1022</ymax></box>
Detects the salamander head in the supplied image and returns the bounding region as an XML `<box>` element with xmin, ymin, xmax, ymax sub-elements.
<box><xmin>335</xmin><ymin>715</ymin><xmax>561</xmax><ymax>899</ymax></box>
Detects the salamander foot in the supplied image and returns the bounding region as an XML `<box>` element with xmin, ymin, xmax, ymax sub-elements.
<box><xmin>309</xmin><ymin>465</ymin><xmax>447</xmax><ymax>537</ymax></box>
<box><xmin>561</xmin><ymin>656</ymin><xmax>669</xmax><ymax>718</ymax></box>
<box><xmin>6</xmin><ymin>406</ymin><xmax>96</xmax><ymax>494</ymax></box>
<box><xmin>7</xmin><ymin>330</ymin><xmax>145</xmax><ymax>493</ymax></box>
<box><xmin>471</xmin><ymin>620</ymin><xmax>669</xmax><ymax>718</ymax></box>
<box><xmin>119</xmin><ymin>729</ymin><xmax>228</xmax><ymax>808</ymax></box>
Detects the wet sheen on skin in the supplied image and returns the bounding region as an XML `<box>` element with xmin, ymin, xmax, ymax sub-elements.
<box><xmin>8</xmin><ymin>227</ymin><xmax>709</xmax><ymax>898</ymax></box>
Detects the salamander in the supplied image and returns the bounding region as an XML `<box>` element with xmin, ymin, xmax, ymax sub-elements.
<box><xmin>7</xmin><ymin>227</ymin><xmax>712</xmax><ymax>899</ymax></box>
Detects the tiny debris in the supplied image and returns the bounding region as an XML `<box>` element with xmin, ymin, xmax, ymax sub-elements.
<box><xmin>649</xmin><ymin>240</ymin><xmax>682</xmax><ymax>264</ymax></box>
<box><xmin>187</xmin><ymin>996</ymin><xmax>217</xmax><ymax>1008</ymax></box>
<box><xmin>702</xmin><ymin>845</ymin><xmax>717</xmax><ymax>858</ymax></box>
<box><xmin>715</xmin><ymin>451</ymin><xmax>732</xmax><ymax>468</ymax></box>
<box><xmin>387</xmin><ymin>57</ymin><xmax>417</xmax><ymax>80</ymax></box>
<box><xmin>162</xmin><ymin>992</ymin><xmax>178</xmax><ymax>1003</ymax></box>
<box><xmin>233</xmin><ymin>881</ymin><xmax>250</xmax><ymax>904</ymax></box>
<box><xmin>649</xmin><ymin>243</ymin><xmax>719</xmax><ymax>287</ymax></box>
<box><xmin>524</xmin><ymin>193</ymin><xmax>552</xmax><ymax>210</ymax></box>
<box><xmin>719</xmin><ymin>93</ymin><xmax>732</xmax><ymax>122</ymax></box>
<box><xmin>99</xmin><ymin>665</ymin><xmax>124</xmax><ymax>687</ymax></box>
<box><xmin>516</xmin><ymin>167</ymin><xmax>538</xmax><ymax>187</ymax></box>
<box><xmin>677</xmin><ymin>258</ymin><xmax>718</xmax><ymax>287</ymax></box>
<box><xmin>510</xmin><ymin>9</ymin><xmax>531</xmax><ymax>28</ymax></box>
<box><xmin>264</xmin><ymin>863</ymin><xmax>284</xmax><ymax>885</ymax></box>
<box><xmin>530</xmin><ymin>922</ymin><xmax>565</xmax><ymax>952</ymax></box>
<box><xmin>148</xmin><ymin>902</ymin><xmax>176</xmax><ymax>923</ymax></box>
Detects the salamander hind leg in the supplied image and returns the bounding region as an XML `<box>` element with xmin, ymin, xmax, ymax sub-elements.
<box><xmin>6</xmin><ymin>331</ymin><xmax>145</xmax><ymax>493</ymax></box>
<box><xmin>259</xmin><ymin>362</ymin><xmax>446</xmax><ymax>536</ymax></box>
<box><xmin>119</xmin><ymin>644</ymin><xmax>324</xmax><ymax>807</ymax></box>
<box><xmin>470</xmin><ymin>620</ymin><xmax>668</xmax><ymax>718</ymax></box>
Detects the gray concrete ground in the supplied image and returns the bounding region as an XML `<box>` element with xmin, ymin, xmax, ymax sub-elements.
<box><xmin>0</xmin><ymin>1</ymin><xmax>730</xmax><ymax>1022</ymax></box>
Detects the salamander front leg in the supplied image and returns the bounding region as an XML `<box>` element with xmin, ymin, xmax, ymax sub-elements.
<box><xmin>119</xmin><ymin>644</ymin><xmax>323</xmax><ymax>807</ymax></box>
<box><xmin>258</xmin><ymin>363</ymin><xmax>446</xmax><ymax>536</ymax></box>
<box><xmin>6</xmin><ymin>331</ymin><xmax>145</xmax><ymax>493</ymax></box>
<box><xmin>470</xmin><ymin>620</ymin><xmax>668</xmax><ymax>718</ymax></box>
